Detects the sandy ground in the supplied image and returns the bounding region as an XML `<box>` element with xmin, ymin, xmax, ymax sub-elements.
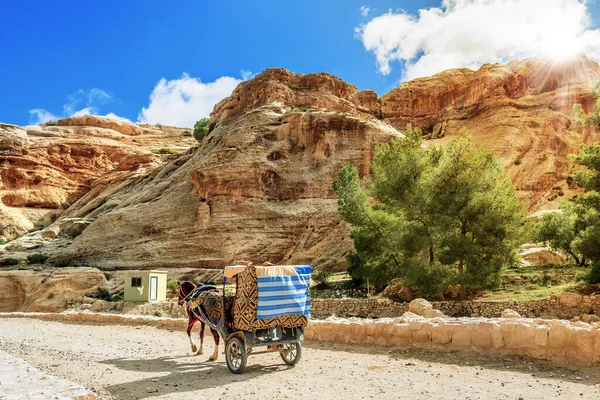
<box><xmin>1</xmin><ymin>318</ymin><xmax>600</xmax><ymax>399</ymax></box>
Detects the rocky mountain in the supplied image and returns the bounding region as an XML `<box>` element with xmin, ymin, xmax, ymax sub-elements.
<box><xmin>381</xmin><ymin>54</ymin><xmax>600</xmax><ymax>209</ymax></box>
<box><xmin>0</xmin><ymin>55</ymin><xmax>598</xmax><ymax>271</ymax></box>
<box><xmin>0</xmin><ymin>117</ymin><xmax>195</xmax><ymax>243</ymax></box>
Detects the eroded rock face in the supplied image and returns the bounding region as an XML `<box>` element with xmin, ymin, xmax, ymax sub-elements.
<box><xmin>56</xmin><ymin>115</ymin><xmax>144</xmax><ymax>136</ymax></box>
<box><xmin>40</xmin><ymin>70</ymin><xmax>401</xmax><ymax>270</ymax></box>
<box><xmin>2</xmin><ymin>57</ymin><xmax>599</xmax><ymax>271</ymax></box>
<box><xmin>381</xmin><ymin>54</ymin><xmax>600</xmax><ymax>209</ymax></box>
<box><xmin>0</xmin><ymin>119</ymin><xmax>159</xmax><ymax>241</ymax></box>
<box><xmin>0</xmin><ymin>268</ymin><xmax>107</xmax><ymax>312</ymax></box>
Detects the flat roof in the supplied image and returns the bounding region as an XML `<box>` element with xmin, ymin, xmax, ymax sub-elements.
<box><xmin>125</xmin><ymin>270</ymin><xmax>168</xmax><ymax>274</ymax></box>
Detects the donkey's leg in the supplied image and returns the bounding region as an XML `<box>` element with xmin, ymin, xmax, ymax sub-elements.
<box><xmin>208</xmin><ymin>328</ymin><xmax>220</xmax><ymax>361</ymax></box>
<box><xmin>196</xmin><ymin>322</ymin><xmax>205</xmax><ymax>355</ymax></box>
<box><xmin>186</xmin><ymin>309</ymin><xmax>197</xmax><ymax>353</ymax></box>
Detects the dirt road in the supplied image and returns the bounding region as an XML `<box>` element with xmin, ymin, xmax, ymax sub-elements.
<box><xmin>1</xmin><ymin>317</ymin><xmax>600</xmax><ymax>399</ymax></box>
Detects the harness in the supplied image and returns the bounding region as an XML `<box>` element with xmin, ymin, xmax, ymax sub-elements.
<box><xmin>179</xmin><ymin>283</ymin><xmax>220</xmax><ymax>329</ymax></box>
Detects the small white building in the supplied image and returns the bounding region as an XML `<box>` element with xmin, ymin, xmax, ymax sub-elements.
<box><xmin>123</xmin><ymin>270</ymin><xmax>168</xmax><ymax>302</ymax></box>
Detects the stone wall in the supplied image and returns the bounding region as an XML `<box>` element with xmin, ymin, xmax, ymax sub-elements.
<box><xmin>3</xmin><ymin>311</ymin><xmax>600</xmax><ymax>366</ymax></box>
<box><xmin>304</xmin><ymin>316</ymin><xmax>600</xmax><ymax>366</ymax></box>
<box><xmin>312</xmin><ymin>293</ymin><xmax>600</xmax><ymax>320</ymax></box>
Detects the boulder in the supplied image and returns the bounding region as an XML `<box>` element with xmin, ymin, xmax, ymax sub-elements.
<box><xmin>0</xmin><ymin>268</ymin><xmax>107</xmax><ymax>312</ymax></box>
<box><xmin>582</xmin><ymin>314</ymin><xmax>600</xmax><ymax>323</ymax></box>
<box><xmin>501</xmin><ymin>309</ymin><xmax>522</xmax><ymax>318</ymax></box>
<box><xmin>560</xmin><ymin>292</ymin><xmax>583</xmax><ymax>307</ymax></box>
<box><xmin>519</xmin><ymin>246</ymin><xmax>566</xmax><ymax>267</ymax></box>
<box><xmin>408</xmin><ymin>298</ymin><xmax>433</xmax><ymax>317</ymax></box>
<box><xmin>423</xmin><ymin>309</ymin><xmax>446</xmax><ymax>318</ymax></box>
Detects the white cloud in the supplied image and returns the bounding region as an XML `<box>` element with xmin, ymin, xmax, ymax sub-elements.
<box><xmin>28</xmin><ymin>109</ymin><xmax>58</xmax><ymax>125</ymax></box>
<box><xmin>104</xmin><ymin>113</ymin><xmax>131</xmax><ymax>123</ymax></box>
<box><xmin>137</xmin><ymin>73</ymin><xmax>246</xmax><ymax>127</ymax></box>
<box><xmin>359</xmin><ymin>5</ymin><xmax>372</xmax><ymax>17</ymax></box>
<box><xmin>357</xmin><ymin>0</ymin><xmax>600</xmax><ymax>81</ymax></box>
<box><xmin>29</xmin><ymin>88</ymin><xmax>130</xmax><ymax>124</ymax></box>
<box><xmin>241</xmin><ymin>70</ymin><xmax>254</xmax><ymax>81</ymax></box>
<box><xmin>63</xmin><ymin>88</ymin><xmax>112</xmax><ymax>116</ymax></box>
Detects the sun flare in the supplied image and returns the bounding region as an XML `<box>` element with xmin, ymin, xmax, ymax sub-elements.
<box><xmin>537</xmin><ymin>21</ymin><xmax>583</xmax><ymax>62</ymax></box>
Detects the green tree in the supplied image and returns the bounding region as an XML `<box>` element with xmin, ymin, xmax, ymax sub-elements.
<box><xmin>567</xmin><ymin>143</ymin><xmax>600</xmax><ymax>281</ymax></box>
<box><xmin>563</xmin><ymin>77</ymin><xmax>600</xmax><ymax>282</ymax></box>
<box><xmin>573</xmin><ymin>77</ymin><xmax>600</xmax><ymax>129</ymax></box>
<box><xmin>537</xmin><ymin>206</ymin><xmax>587</xmax><ymax>266</ymax></box>
<box><xmin>333</xmin><ymin>126</ymin><xmax>525</xmax><ymax>298</ymax></box>
<box><xmin>193</xmin><ymin>118</ymin><xmax>210</xmax><ymax>142</ymax></box>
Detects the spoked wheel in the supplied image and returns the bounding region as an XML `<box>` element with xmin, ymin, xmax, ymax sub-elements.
<box><xmin>225</xmin><ymin>337</ymin><xmax>247</xmax><ymax>374</ymax></box>
<box><xmin>280</xmin><ymin>341</ymin><xmax>302</xmax><ymax>366</ymax></box>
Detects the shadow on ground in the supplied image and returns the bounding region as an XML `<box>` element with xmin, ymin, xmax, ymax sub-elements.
<box><xmin>100</xmin><ymin>355</ymin><xmax>292</xmax><ymax>399</ymax></box>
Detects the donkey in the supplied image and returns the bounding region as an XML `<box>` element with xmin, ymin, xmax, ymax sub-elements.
<box><xmin>177</xmin><ymin>281</ymin><xmax>221</xmax><ymax>361</ymax></box>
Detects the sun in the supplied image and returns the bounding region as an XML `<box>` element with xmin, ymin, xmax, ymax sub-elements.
<box><xmin>541</xmin><ymin>39</ymin><xmax>580</xmax><ymax>61</ymax></box>
<box><xmin>538</xmin><ymin>26</ymin><xmax>582</xmax><ymax>62</ymax></box>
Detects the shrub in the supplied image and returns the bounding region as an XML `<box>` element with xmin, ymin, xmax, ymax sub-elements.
<box><xmin>313</xmin><ymin>270</ymin><xmax>332</xmax><ymax>288</ymax></box>
<box><xmin>167</xmin><ymin>279</ymin><xmax>179</xmax><ymax>294</ymax></box>
<box><xmin>44</xmin><ymin>120</ymin><xmax>57</xmax><ymax>126</ymax></box>
<box><xmin>27</xmin><ymin>253</ymin><xmax>49</xmax><ymax>264</ymax></box>
<box><xmin>154</xmin><ymin>148</ymin><xmax>179</xmax><ymax>155</ymax></box>
<box><xmin>96</xmin><ymin>287</ymin><xmax>111</xmax><ymax>300</ymax></box>
<box><xmin>193</xmin><ymin>118</ymin><xmax>210</xmax><ymax>143</ymax></box>
<box><xmin>182</xmin><ymin>130</ymin><xmax>192</xmax><ymax>137</ymax></box>
<box><xmin>1</xmin><ymin>258</ymin><xmax>20</xmax><ymax>267</ymax></box>
<box><xmin>51</xmin><ymin>257</ymin><xmax>73</xmax><ymax>268</ymax></box>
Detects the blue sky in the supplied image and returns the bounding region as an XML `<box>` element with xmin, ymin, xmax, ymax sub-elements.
<box><xmin>1</xmin><ymin>0</ymin><xmax>599</xmax><ymax>127</ymax></box>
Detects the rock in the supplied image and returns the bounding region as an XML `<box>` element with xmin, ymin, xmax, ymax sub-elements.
<box><xmin>423</xmin><ymin>309</ymin><xmax>446</xmax><ymax>318</ymax></box>
<box><xmin>42</xmin><ymin>69</ymin><xmax>402</xmax><ymax>270</ymax></box>
<box><xmin>56</xmin><ymin>115</ymin><xmax>144</xmax><ymax>136</ymax></box>
<box><xmin>0</xmin><ymin>123</ymin><xmax>28</xmax><ymax>155</ymax></box>
<box><xmin>0</xmin><ymin>119</ymin><xmax>159</xmax><ymax>242</ymax></box>
<box><xmin>2</xmin><ymin>56</ymin><xmax>599</xmax><ymax>269</ymax></box>
<box><xmin>519</xmin><ymin>246</ymin><xmax>566</xmax><ymax>267</ymax></box>
<box><xmin>381</xmin><ymin>54</ymin><xmax>600</xmax><ymax>210</ymax></box>
<box><xmin>408</xmin><ymin>298</ymin><xmax>433</xmax><ymax>317</ymax></box>
<box><xmin>91</xmin><ymin>300</ymin><xmax>104</xmax><ymax>312</ymax></box>
<box><xmin>0</xmin><ymin>268</ymin><xmax>107</xmax><ymax>312</ymax></box>
<box><xmin>501</xmin><ymin>309</ymin><xmax>522</xmax><ymax>318</ymax></box>
<box><xmin>582</xmin><ymin>314</ymin><xmax>600</xmax><ymax>323</ymax></box>
<box><xmin>559</xmin><ymin>292</ymin><xmax>583</xmax><ymax>307</ymax></box>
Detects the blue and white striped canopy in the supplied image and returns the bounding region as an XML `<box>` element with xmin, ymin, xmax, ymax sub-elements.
<box><xmin>256</xmin><ymin>265</ymin><xmax>311</xmax><ymax>320</ymax></box>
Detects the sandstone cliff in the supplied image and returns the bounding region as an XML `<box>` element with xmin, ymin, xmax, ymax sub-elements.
<box><xmin>0</xmin><ymin>118</ymin><xmax>195</xmax><ymax>242</ymax></box>
<box><xmin>381</xmin><ymin>54</ymin><xmax>600</xmax><ymax>209</ymax></box>
<box><xmin>1</xmin><ymin>56</ymin><xmax>599</xmax><ymax>271</ymax></box>
<box><xmin>36</xmin><ymin>69</ymin><xmax>401</xmax><ymax>270</ymax></box>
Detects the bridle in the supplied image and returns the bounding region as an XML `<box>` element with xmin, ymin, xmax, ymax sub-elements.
<box><xmin>177</xmin><ymin>282</ymin><xmax>196</xmax><ymax>306</ymax></box>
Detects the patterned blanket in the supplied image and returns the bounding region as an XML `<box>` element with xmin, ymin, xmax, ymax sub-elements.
<box><xmin>256</xmin><ymin>265</ymin><xmax>311</xmax><ymax>320</ymax></box>
<box><xmin>232</xmin><ymin>265</ymin><xmax>310</xmax><ymax>330</ymax></box>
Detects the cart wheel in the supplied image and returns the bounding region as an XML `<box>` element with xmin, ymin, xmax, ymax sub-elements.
<box><xmin>225</xmin><ymin>337</ymin><xmax>247</xmax><ymax>374</ymax></box>
<box><xmin>280</xmin><ymin>341</ymin><xmax>302</xmax><ymax>366</ymax></box>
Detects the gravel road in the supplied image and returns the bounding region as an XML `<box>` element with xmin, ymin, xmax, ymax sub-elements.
<box><xmin>1</xmin><ymin>317</ymin><xmax>600</xmax><ymax>399</ymax></box>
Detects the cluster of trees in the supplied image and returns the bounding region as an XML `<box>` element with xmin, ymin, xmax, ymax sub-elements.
<box><xmin>537</xmin><ymin>83</ymin><xmax>600</xmax><ymax>282</ymax></box>
<box><xmin>333</xmin><ymin>77</ymin><xmax>600</xmax><ymax>297</ymax></box>
<box><xmin>333</xmin><ymin>126</ymin><xmax>524</xmax><ymax>298</ymax></box>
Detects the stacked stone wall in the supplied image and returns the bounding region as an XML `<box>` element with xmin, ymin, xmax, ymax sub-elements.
<box><xmin>311</xmin><ymin>294</ymin><xmax>600</xmax><ymax>319</ymax></box>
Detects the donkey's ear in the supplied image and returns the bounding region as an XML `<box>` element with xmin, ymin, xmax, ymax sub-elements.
<box><xmin>176</xmin><ymin>280</ymin><xmax>182</xmax><ymax>286</ymax></box>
